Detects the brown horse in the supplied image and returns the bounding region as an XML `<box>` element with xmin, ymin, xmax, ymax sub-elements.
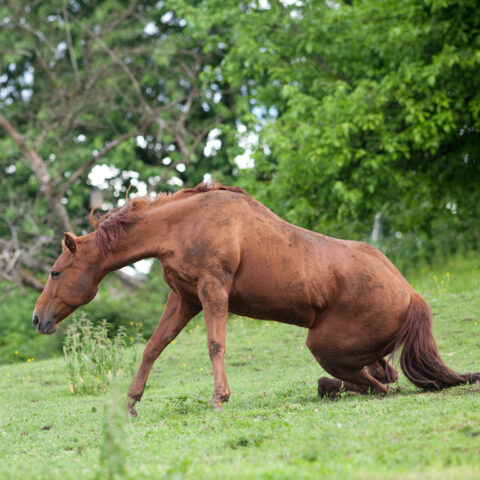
<box><xmin>33</xmin><ymin>183</ymin><xmax>479</xmax><ymax>415</ymax></box>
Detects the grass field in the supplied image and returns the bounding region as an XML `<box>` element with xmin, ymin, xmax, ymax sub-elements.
<box><xmin>1</xmin><ymin>258</ymin><xmax>479</xmax><ymax>479</ymax></box>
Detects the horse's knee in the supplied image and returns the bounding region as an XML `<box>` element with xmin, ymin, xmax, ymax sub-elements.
<box><xmin>317</xmin><ymin>377</ymin><xmax>342</xmax><ymax>399</ymax></box>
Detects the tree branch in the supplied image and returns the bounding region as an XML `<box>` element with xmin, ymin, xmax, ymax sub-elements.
<box><xmin>58</xmin><ymin>119</ymin><xmax>152</xmax><ymax>196</ymax></box>
<box><xmin>0</xmin><ymin>112</ymin><xmax>72</xmax><ymax>232</ymax></box>
<box><xmin>63</xmin><ymin>1</ymin><xmax>80</xmax><ymax>88</ymax></box>
<box><xmin>71</xmin><ymin>15</ymin><xmax>153</xmax><ymax>116</ymax></box>
<box><xmin>310</xmin><ymin>54</ymin><xmax>351</xmax><ymax>84</ymax></box>
<box><xmin>20</xmin><ymin>270</ymin><xmax>46</xmax><ymax>292</ymax></box>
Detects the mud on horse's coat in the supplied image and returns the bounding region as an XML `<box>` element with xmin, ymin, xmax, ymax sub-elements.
<box><xmin>33</xmin><ymin>183</ymin><xmax>480</xmax><ymax>415</ymax></box>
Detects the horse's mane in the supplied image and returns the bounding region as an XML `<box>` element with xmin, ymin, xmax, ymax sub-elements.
<box><xmin>91</xmin><ymin>182</ymin><xmax>247</xmax><ymax>256</ymax></box>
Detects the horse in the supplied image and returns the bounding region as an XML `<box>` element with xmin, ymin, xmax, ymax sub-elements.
<box><xmin>33</xmin><ymin>183</ymin><xmax>480</xmax><ymax>415</ymax></box>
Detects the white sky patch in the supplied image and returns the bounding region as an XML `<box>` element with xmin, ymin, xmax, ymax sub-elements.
<box><xmin>121</xmin><ymin>259</ymin><xmax>154</xmax><ymax>276</ymax></box>
<box><xmin>21</xmin><ymin>89</ymin><xmax>32</xmax><ymax>102</ymax></box>
<box><xmin>88</xmin><ymin>164</ymin><xmax>120</xmax><ymax>189</ymax></box>
<box><xmin>144</xmin><ymin>21</ymin><xmax>159</xmax><ymax>35</ymax></box>
<box><xmin>161</xmin><ymin>11</ymin><xmax>173</xmax><ymax>23</ymax></box>
<box><xmin>54</xmin><ymin>41</ymin><xmax>68</xmax><ymax>60</ymax></box>
<box><xmin>167</xmin><ymin>176</ymin><xmax>183</xmax><ymax>186</ymax></box>
<box><xmin>234</xmin><ymin>131</ymin><xmax>258</xmax><ymax>169</ymax></box>
<box><xmin>20</xmin><ymin>66</ymin><xmax>34</xmax><ymax>87</ymax></box>
<box><xmin>0</xmin><ymin>85</ymin><xmax>14</xmax><ymax>99</ymax></box>
<box><xmin>136</xmin><ymin>135</ymin><xmax>147</xmax><ymax>148</ymax></box>
<box><xmin>204</xmin><ymin>128</ymin><xmax>222</xmax><ymax>157</ymax></box>
<box><xmin>128</xmin><ymin>178</ymin><xmax>148</xmax><ymax>197</ymax></box>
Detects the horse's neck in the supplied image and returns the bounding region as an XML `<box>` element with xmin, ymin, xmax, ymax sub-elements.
<box><xmin>99</xmin><ymin>209</ymin><xmax>168</xmax><ymax>274</ymax></box>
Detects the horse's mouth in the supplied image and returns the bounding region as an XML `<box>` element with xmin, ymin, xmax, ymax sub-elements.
<box><xmin>37</xmin><ymin>320</ymin><xmax>58</xmax><ymax>335</ymax></box>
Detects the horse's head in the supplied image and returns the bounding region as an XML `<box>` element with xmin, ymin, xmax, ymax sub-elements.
<box><xmin>33</xmin><ymin>232</ymin><xmax>100</xmax><ymax>334</ymax></box>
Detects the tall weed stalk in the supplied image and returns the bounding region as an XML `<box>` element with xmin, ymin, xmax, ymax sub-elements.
<box><xmin>98</xmin><ymin>386</ymin><xmax>129</xmax><ymax>480</ymax></box>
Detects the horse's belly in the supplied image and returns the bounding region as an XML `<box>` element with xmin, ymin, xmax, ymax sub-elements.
<box><xmin>228</xmin><ymin>291</ymin><xmax>316</xmax><ymax>328</ymax></box>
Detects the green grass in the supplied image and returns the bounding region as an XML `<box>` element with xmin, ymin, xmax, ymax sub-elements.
<box><xmin>1</xmin><ymin>258</ymin><xmax>480</xmax><ymax>479</ymax></box>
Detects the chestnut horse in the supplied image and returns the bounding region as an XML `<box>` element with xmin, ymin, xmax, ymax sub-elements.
<box><xmin>33</xmin><ymin>183</ymin><xmax>479</xmax><ymax>415</ymax></box>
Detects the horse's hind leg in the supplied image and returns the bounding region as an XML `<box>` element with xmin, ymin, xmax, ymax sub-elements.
<box><xmin>316</xmin><ymin>369</ymin><xmax>388</xmax><ymax>399</ymax></box>
<box><xmin>368</xmin><ymin>358</ymin><xmax>398</xmax><ymax>384</ymax></box>
<box><xmin>306</xmin><ymin>328</ymin><xmax>388</xmax><ymax>399</ymax></box>
<box><xmin>318</xmin><ymin>358</ymin><xmax>398</xmax><ymax>399</ymax></box>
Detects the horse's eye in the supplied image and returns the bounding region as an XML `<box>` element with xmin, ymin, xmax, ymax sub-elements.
<box><xmin>51</xmin><ymin>271</ymin><xmax>61</xmax><ymax>278</ymax></box>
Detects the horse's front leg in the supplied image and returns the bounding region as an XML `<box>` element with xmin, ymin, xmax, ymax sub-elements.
<box><xmin>127</xmin><ymin>291</ymin><xmax>199</xmax><ymax>416</ymax></box>
<box><xmin>198</xmin><ymin>276</ymin><xmax>230</xmax><ymax>408</ymax></box>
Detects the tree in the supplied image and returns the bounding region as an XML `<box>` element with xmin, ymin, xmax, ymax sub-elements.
<box><xmin>189</xmin><ymin>0</ymin><xmax>480</xmax><ymax>260</ymax></box>
<box><xmin>0</xmin><ymin>0</ymin><xmax>241</xmax><ymax>288</ymax></box>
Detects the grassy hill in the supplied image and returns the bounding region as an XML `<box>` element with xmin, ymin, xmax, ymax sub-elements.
<box><xmin>1</xmin><ymin>258</ymin><xmax>479</xmax><ymax>480</ymax></box>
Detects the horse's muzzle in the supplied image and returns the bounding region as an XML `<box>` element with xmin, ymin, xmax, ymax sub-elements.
<box><xmin>32</xmin><ymin>313</ymin><xmax>57</xmax><ymax>334</ymax></box>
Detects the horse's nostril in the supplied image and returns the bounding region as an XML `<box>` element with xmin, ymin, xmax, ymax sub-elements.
<box><xmin>33</xmin><ymin>315</ymin><xmax>40</xmax><ymax>327</ymax></box>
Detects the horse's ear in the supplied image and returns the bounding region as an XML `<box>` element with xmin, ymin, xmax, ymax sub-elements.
<box><xmin>63</xmin><ymin>232</ymin><xmax>77</xmax><ymax>254</ymax></box>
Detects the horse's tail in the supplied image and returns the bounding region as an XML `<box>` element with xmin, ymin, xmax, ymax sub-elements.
<box><xmin>388</xmin><ymin>293</ymin><xmax>480</xmax><ymax>389</ymax></box>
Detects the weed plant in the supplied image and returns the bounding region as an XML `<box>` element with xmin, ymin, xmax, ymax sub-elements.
<box><xmin>63</xmin><ymin>315</ymin><xmax>127</xmax><ymax>394</ymax></box>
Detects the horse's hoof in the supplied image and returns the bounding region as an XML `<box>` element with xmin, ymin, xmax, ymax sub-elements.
<box><xmin>127</xmin><ymin>402</ymin><xmax>138</xmax><ymax>417</ymax></box>
<box><xmin>212</xmin><ymin>393</ymin><xmax>229</xmax><ymax>410</ymax></box>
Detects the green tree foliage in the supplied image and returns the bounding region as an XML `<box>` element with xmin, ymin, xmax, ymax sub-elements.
<box><xmin>186</xmin><ymin>0</ymin><xmax>480</xmax><ymax>259</ymax></box>
<box><xmin>0</xmin><ymin>0</ymin><xmax>241</xmax><ymax>286</ymax></box>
